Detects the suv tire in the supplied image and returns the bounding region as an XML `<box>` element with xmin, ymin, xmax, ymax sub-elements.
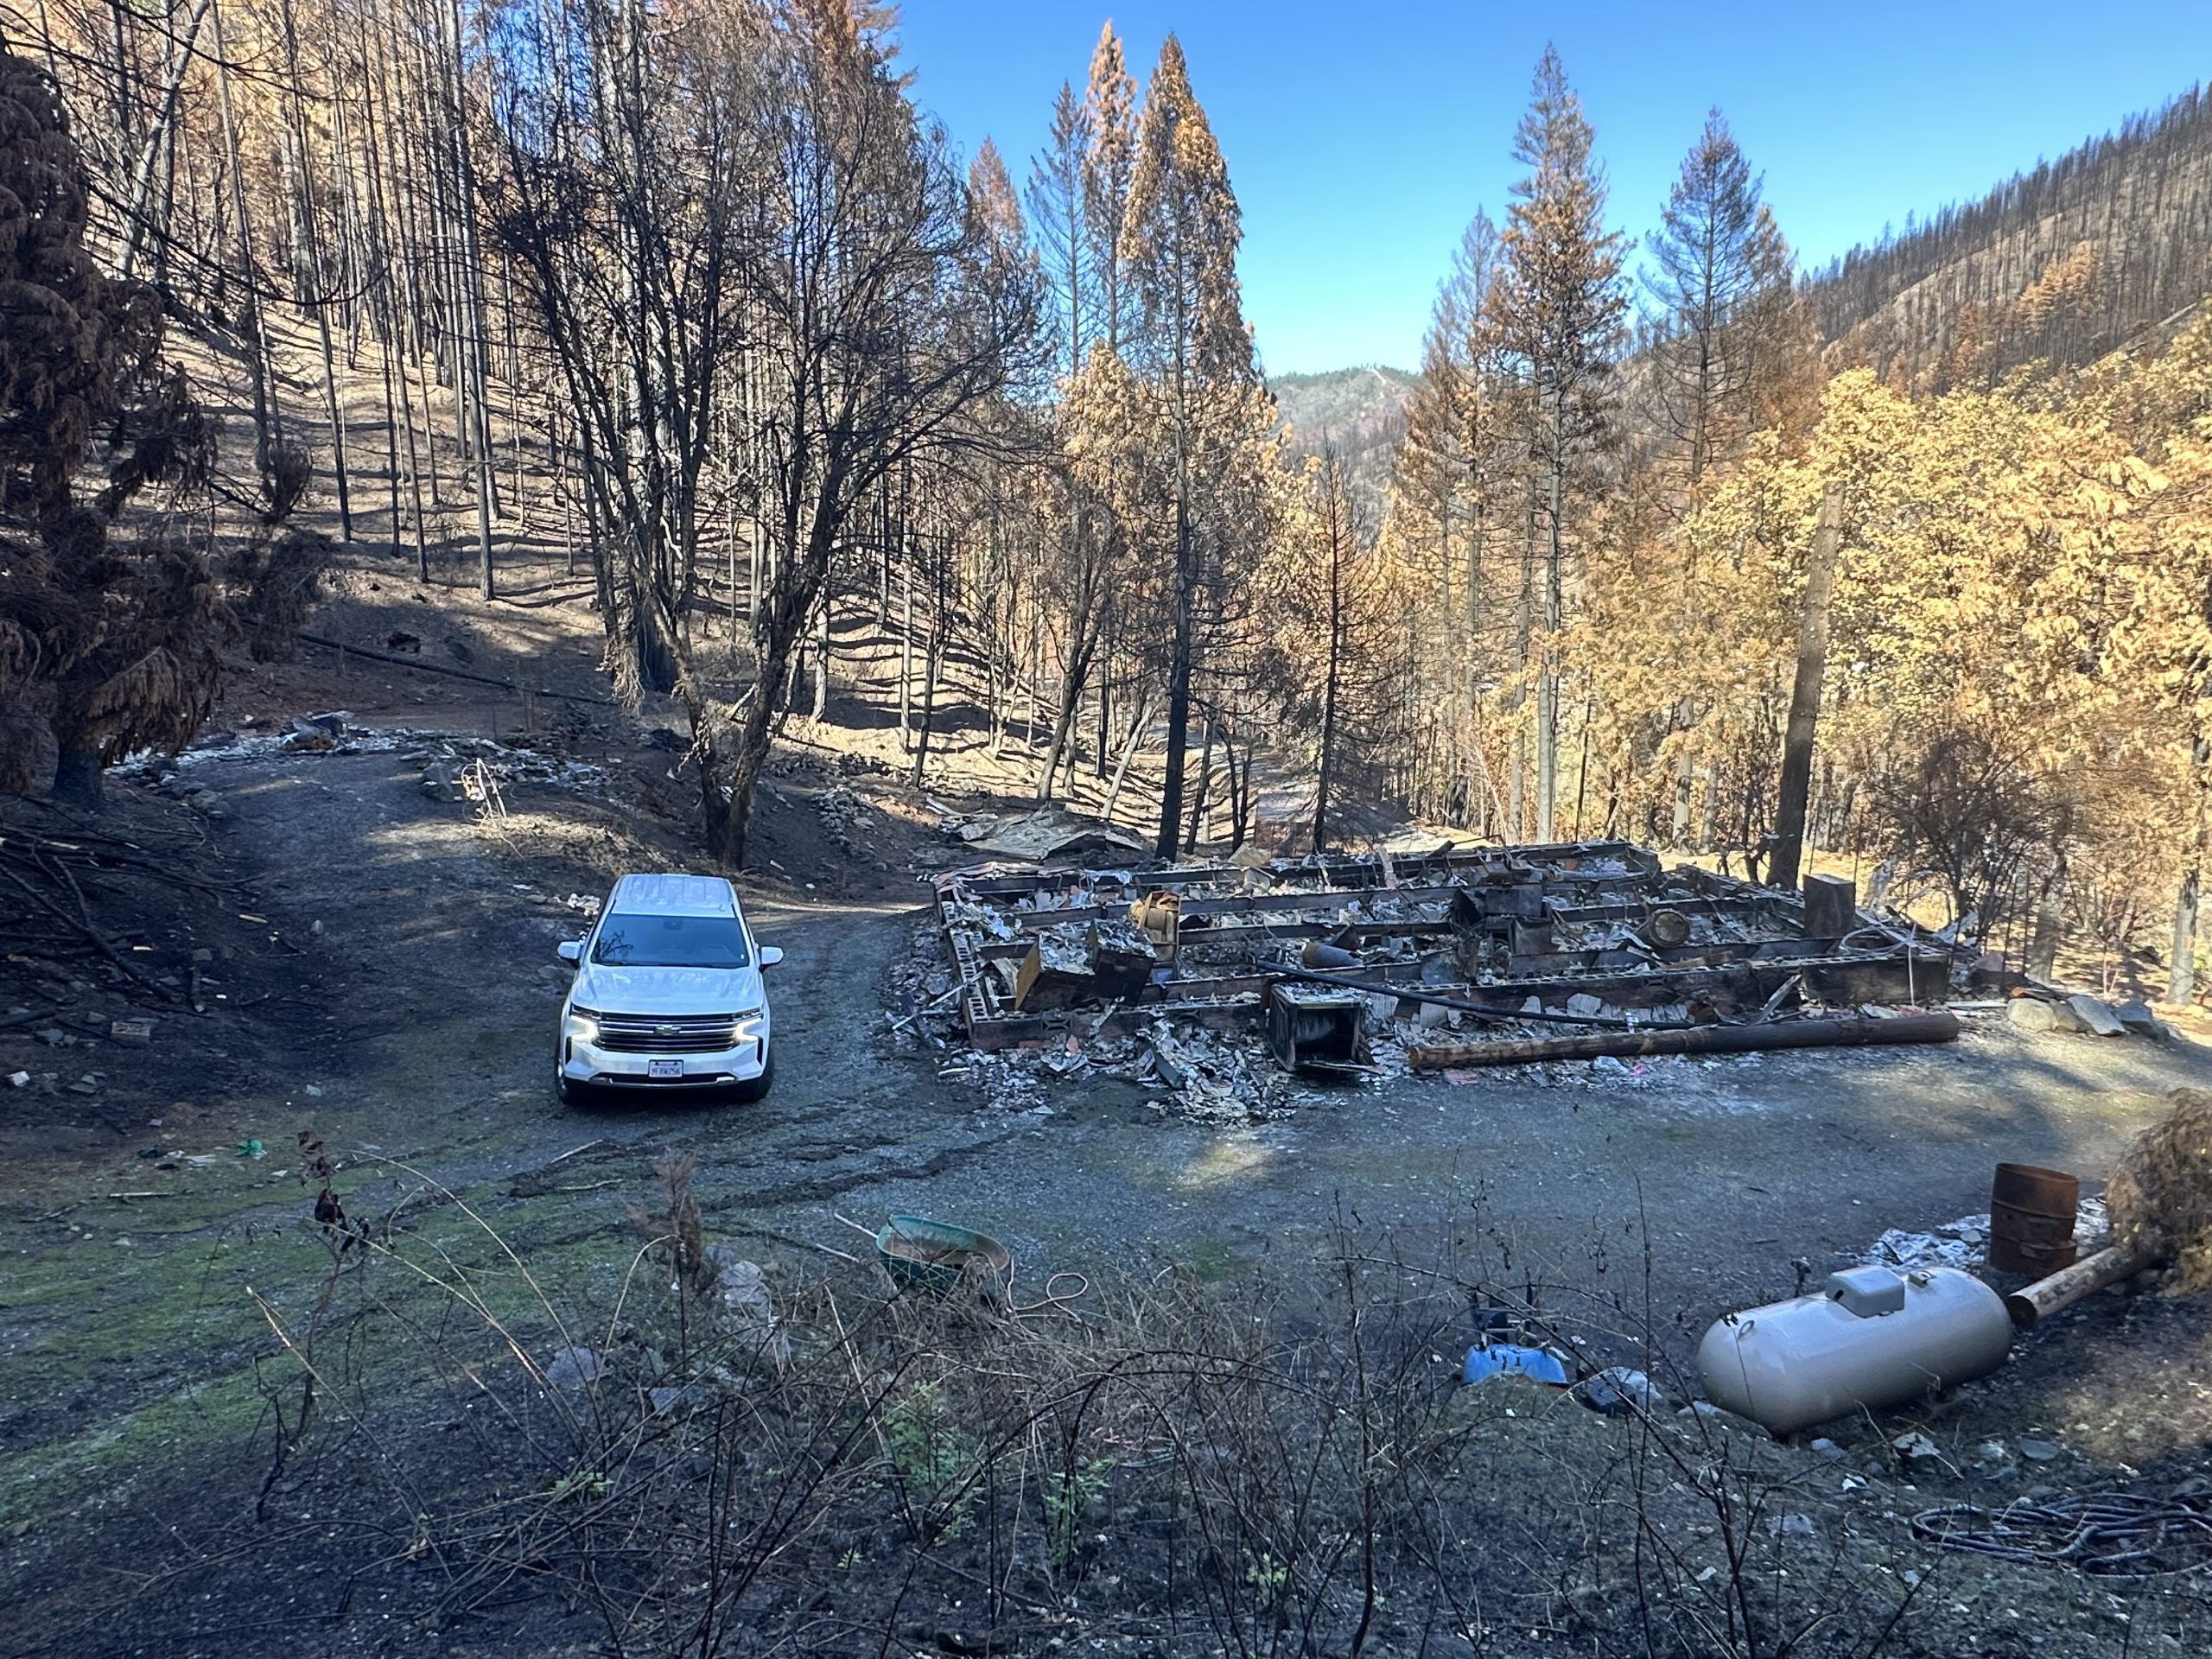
<box><xmin>731</xmin><ymin>1048</ymin><xmax>775</xmax><ymax>1103</ymax></box>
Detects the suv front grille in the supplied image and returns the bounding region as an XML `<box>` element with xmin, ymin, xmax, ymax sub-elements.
<box><xmin>594</xmin><ymin>1012</ymin><xmax>742</xmax><ymax>1053</ymax></box>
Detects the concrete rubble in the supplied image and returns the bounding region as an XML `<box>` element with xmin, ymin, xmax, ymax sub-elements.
<box><xmin>2007</xmin><ymin>990</ymin><xmax>2172</xmax><ymax>1041</ymax></box>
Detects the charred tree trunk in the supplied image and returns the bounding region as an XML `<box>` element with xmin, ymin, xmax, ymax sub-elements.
<box><xmin>1770</xmin><ymin>484</ymin><xmax>1844</xmax><ymax>893</ymax></box>
<box><xmin>50</xmin><ymin>739</ymin><xmax>103</xmax><ymax>811</ymax></box>
<box><xmin>2170</xmin><ymin>733</ymin><xmax>2211</xmax><ymax>1006</ymax></box>
<box><xmin>1156</xmin><ymin>422</ymin><xmax>1193</xmax><ymax>857</ymax></box>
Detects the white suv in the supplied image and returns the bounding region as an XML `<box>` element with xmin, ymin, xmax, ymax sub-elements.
<box><xmin>556</xmin><ymin>874</ymin><xmax>782</xmax><ymax>1104</ymax></box>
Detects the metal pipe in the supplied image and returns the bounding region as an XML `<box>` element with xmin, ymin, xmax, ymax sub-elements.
<box><xmin>1407</xmin><ymin>1009</ymin><xmax>1961</xmax><ymax>1070</ymax></box>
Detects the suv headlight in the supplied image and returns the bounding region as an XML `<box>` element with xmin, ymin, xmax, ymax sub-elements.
<box><xmin>732</xmin><ymin>1007</ymin><xmax>765</xmax><ymax>1045</ymax></box>
<box><xmin>564</xmin><ymin>1007</ymin><xmax>601</xmax><ymax>1044</ymax></box>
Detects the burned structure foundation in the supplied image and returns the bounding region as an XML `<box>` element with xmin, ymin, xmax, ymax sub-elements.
<box><xmin>934</xmin><ymin>838</ymin><xmax>1960</xmax><ymax>1061</ymax></box>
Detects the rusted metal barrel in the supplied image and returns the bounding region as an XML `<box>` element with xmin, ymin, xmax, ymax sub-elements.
<box><xmin>1989</xmin><ymin>1163</ymin><xmax>2079</xmax><ymax>1275</ymax></box>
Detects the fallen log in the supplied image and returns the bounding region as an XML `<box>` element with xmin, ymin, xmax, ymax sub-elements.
<box><xmin>2003</xmin><ymin>1241</ymin><xmax>2152</xmax><ymax>1329</ymax></box>
<box><xmin>1406</xmin><ymin>1008</ymin><xmax>1961</xmax><ymax>1071</ymax></box>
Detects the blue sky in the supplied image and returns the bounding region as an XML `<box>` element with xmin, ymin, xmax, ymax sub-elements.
<box><xmin>892</xmin><ymin>2</ymin><xmax>2212</xmax><ymax>375</ymax></box>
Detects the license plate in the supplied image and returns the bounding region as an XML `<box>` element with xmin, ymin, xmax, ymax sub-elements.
<box><xmin>647</xmin><ymin>1058</ymin><xmax>684</xmax><ymax>1080</ymax></box>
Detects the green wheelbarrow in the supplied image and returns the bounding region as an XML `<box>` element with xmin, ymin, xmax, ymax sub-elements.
<box><xmin>875</xmin><ymin>1215</ymin><xmax>1013</xmax><ymax>1300</ymax></box>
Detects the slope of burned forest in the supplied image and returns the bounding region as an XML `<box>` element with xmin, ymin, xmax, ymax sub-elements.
<box><xmin>1805</xmin><ymin>84</ymin><xmax>2212</xmax><ymax>386</ymax></box>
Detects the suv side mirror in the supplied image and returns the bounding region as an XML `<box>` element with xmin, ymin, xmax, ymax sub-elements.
<box><xmin>557</xmin><ymin>939</ymin><xmax>582</xmax><ymax>963</ymax></box>
<box><xmin>759</xmin><ymin>945</ymin><xmax>785</xmax><ymax>969</ymax></box>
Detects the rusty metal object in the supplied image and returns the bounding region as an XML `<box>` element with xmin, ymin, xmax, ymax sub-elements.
<box><xmin>1012</xmin><ymin>934</ymin><xmax>1092</xmax><ymax>1012</ymax></box>
<box><xmin>1802</xmin><ymin>873</ymin><xmax>1859</xmax><ymax>940</ymax></box>
<box><xmin>1407</xmin><ymin>1010</ymin><xmax>1962</xmax><ymax>1070</ymax></box>
<box><xmin>1989</xmin><ymin>1162</ymin><xmax>2080</xmax><ymax>1275</ymax></box>
<box><xmin>1641</xmin><ymin>907</ymin><xmax>1692</xmax><ymax>948</ymax></box>
<box><xmin>1263</xmin><ymin>982</ymin><xmax>1367</xmax><ymax>1073</ymax></box>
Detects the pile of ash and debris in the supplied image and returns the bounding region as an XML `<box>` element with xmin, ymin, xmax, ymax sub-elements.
<box><xmin>114</xmin><ymin>712</ymin><xmax>611</xmax><ymax>817</ymax></box>
<box><xmin>887</xmin><ymin>836</ymin><xmax>1981</xmax><ymax>1119</ymax></box>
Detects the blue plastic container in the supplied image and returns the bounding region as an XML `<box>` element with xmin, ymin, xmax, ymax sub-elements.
<box><xmin>1464</xmin><ymin>1342</ymin><xmax>1572</xmax><ymax>1387</ymax></box>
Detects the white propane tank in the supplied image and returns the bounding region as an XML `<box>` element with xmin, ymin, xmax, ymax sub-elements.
<box><xmin>1696</xmin><ymin>1265</ymin><xmax>2012</xmax><ymax>1437</ymax></box>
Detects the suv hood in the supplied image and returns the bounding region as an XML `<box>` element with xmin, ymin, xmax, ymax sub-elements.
<box><xmin>571</xmin><ymin>963</ymin><xmax>765</xmax><ymax>1016</ymax></box>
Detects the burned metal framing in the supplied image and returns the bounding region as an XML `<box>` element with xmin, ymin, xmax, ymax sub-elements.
<box><xmin>936</xmin><ymin>838</ymin><xmax>1948</xmax><ymax>1052</ymax></box>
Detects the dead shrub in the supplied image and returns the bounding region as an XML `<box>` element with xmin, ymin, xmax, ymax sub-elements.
<box><xmin>171</xmin><ymin>1177</ymin><xmax>1966</xmax><ymax>1659</ymax></box>
<box><xmin>2106</xmin><ymin>1088</ymin><xmax>2212</xmax><ymax>1288</ymax></box>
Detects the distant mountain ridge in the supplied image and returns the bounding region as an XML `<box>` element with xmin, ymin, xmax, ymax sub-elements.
<box><xmin>1269</xmin><ymin>365</ymin><xmax>1416</xmax><ymax>521</ymax></box>
<box><xmin>1283</xmin><ymin>83</ymin><xmax>2212</xmax><ymax>493</ymax></box>
<box><xmin>1803</xmin><ymin>83</ymin><xmax>2212</xmax><ymax>386</ymax></box>
<box><xmin>1270</xmin><ymin>365</ymin><xmax>1418</xmax><ymax>451</ymax></box>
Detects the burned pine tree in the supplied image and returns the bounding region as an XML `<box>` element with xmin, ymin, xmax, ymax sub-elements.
<box><xmin>0</xmin><ymin>41</ymin><xmax>226</xmax><ymax>808</ymax></box>
<box><xmin>487</xmin><ymin>0</ymin><xmax>1039</xmax><ymax>865</ymax></box>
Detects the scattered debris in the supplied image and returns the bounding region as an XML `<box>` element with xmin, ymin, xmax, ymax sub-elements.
<box><xmin>124</xmin><ymin>721</ymin><xmax>608</xmax><ymax>798</ymax></box>
<box><xmin>894</xmin><ymin>839</ymin><xmax>1986</xmax><ymax>1119</ymax></box>
<box><xmin>934</xmin><ymin>807</ymin><xmax>1148</xmax><ymax>862</ymax></box>
<box><xmin>923</xmin><ymin>841</ymin><xmax>1965</xmax><ymax>1096</ymax></box>
<box><xmin>282</xmin><ymin>711</ymin><xmax>353</xmax><ymax>751</ymax></box>
<box><xmin>1576</xmin><ymin>1366</ymin><xmax>1663</xmax><ymax>1416</ymax></box>
<box><xmin>1866</xmin><ymin>1214</ymin><xmax>1990</xmax><ymax>1271</ymax></box>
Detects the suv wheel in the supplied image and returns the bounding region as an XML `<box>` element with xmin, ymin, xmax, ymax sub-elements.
<box><xmin>731</xmin><ymin>1049</ymin><xmax>775</xmax><ymax>1103</ymax></box>
<box><xmin>556</xmin><ymin>1075</ymin><xmax>596</xmax><ymax>1108</ymax></box>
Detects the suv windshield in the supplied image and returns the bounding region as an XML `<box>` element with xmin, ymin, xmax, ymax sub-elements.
<box><xmin>590</xmin><ymin>913</ymin><xmax>753</xmax><ymax>969</ymax></box>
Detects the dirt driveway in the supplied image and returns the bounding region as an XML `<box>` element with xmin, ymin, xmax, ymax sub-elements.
<box><xmin>5</xmin><ymin>741</ymin><xmax>2212</xmax><ymax>1554</ymax></box>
